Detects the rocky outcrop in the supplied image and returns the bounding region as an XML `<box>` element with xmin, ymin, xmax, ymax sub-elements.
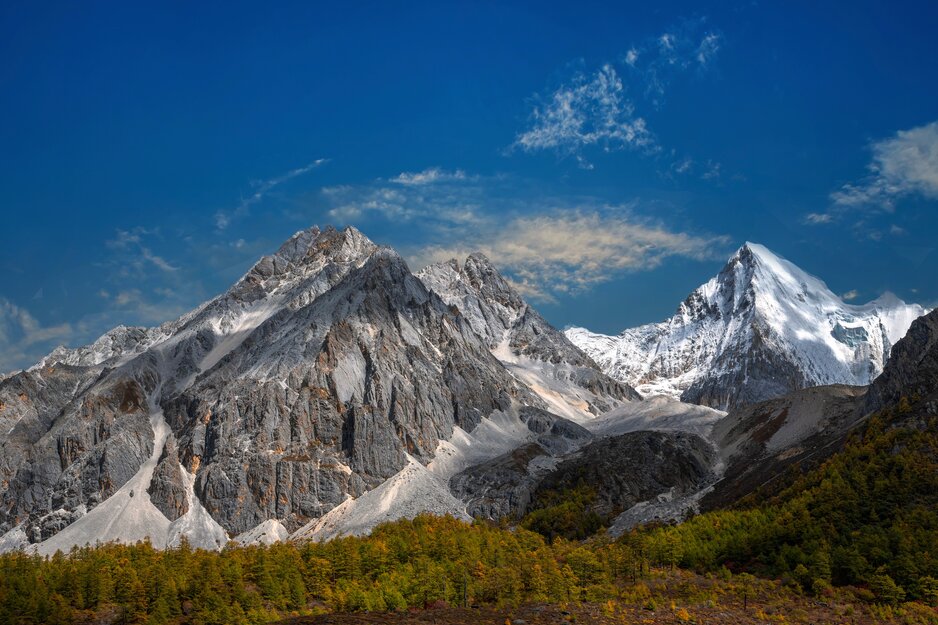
<box><xmin>418</xmin><ymin>254</ymin><xmax>640</xmax><ymax>419</ymax></box>
<box><xmin>449</xmin><ymin>407</ymin><xmax>593</xmax><ymax>519</ymax></box>
<box><xmin>532</xmin><ymin>431</ymin><xmax>717</xmax><ymax>519</ymax></box>
<box><xmin>865</xmin><ymin>309</ymin><xmax>938</xmax><ymax>414</ymax></box>
<box><xmin>0</xmin><ymin>372</ymin><xmax>157</xmax><ymax>540</ymax></box>
<box><xmin>701</xmin><ymin>384</ymin><xmax>867</xmax><ymax>510</ymax></box>
<box><xmin>451</xmin><ymin>423</ymin><xmax>717</xmax><ymax>524</ymax></box>
<box><xmin>148</xmin><ymin>435</ymin><xmax>189</xmax><ymax>521</ymax></box>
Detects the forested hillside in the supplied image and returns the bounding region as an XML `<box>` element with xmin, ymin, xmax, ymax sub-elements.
<box><xmin>639</xmin><ymin>399</ymin><xmax>938</xmax><ymax>603</ymax></box>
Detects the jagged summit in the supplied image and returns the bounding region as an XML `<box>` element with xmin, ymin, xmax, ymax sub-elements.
<box><xmin>229</xmin><ymin>225</ymin><xmax>378</xmax><ymax>300</ymax></box>
<box><xmin>567</xmin><ymin>243</ymin><xmax>926</xmax><ymax>410</ymax></box>
<box><xmin>418</xmin><ymin>254</ymin><xmax>640</xmax><ymax>420</ymax></box>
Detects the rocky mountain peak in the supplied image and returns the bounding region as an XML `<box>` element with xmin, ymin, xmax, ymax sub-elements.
<box><xmin>460</xmin><ymin>253</ymin><xmax>524</xmax><ymax>312</ymax></box>
<box><xmin>1</xmin><ymin>225</ymin><xmax>552</xmax><ymax>550</ymax></box>
<box><xmin>250</xmin><ymin>226</ymin><xmax>376</xmax><ymax>280</ymax></box>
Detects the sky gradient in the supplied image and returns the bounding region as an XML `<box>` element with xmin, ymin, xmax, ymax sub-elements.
<box><xmin>2</xmin><ymin>1</ymin><xmax>938</xmax><ymax>372</ymax></box>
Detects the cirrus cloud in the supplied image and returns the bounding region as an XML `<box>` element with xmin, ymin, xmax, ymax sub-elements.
<box><xmin>810</xmin><ymin>120</ymin><xmax>938</xmax><ymax>227</ymax></box>
<box><xmin>411</xmin><ymin>210</ymin><xmax>729</xmax><ymax>302</ymax></box>
<box><xmin>0</xmin><ymin>299</ymin><xmax>73</xmax><ymax>375</ymax></box>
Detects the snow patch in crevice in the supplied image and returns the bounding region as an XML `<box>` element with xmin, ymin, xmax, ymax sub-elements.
<box><xmin>291</xmin><ymin>455</ymin><xmax>470</xmax><ymax>542</ymax></box>
<box><xmin>234</xmin><ymin>519</ymin><xmax>290</xmax><ymax>546</ymax></box>
<box><xmin>165</xmin><ymin>464</ymin><xmax>229</xmax><ymax>550</ymax></box>
<box><xmin>36</xmin><ymin>400</ymin><xmax>173</xmax><ymax>556</ymax></box>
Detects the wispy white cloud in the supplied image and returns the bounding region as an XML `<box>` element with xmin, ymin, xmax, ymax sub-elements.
<box><xmin>513</xmin><ymin>19</ymin><xmax>722</xmax><ymax>169</ymax></box>
<box><xmin>842</xmin><ymin>289</ymin><xmax>860</xmax><ymax>301</ymax></box>
<box><xmin>812</xmin><ymin>121</ymin><xmax>938</xmax><ymax>226</ymax></box>
<box><xmin>0</xmin><ymin>299</ymin><xmax>72</xmax><ymax>374</ymax></box>
<box><xmin>318</xmin><ymin>169</ymin><xmax>727</xmax><ymax>301</ymax></box>
<box><xmin>624</xmin><ymin>48</ymin><xmax>639</xmax><ymax>67</ymax></box>
<box><xmin>106</xmin><ymin>227</ymin><xmax>179</xmax><ymax>273</ymax></box>
<box><xmin>323</xmin><ymin>170</ymin><xmax>490</xmax><ymax>224</ymax></box>
<box><xmin>411</xmin><ymin>209</ymin><xmax>728</xmax><ymax>301</ymax></box>
<box><xmin>696</xmin><ymin>33</ymin><xmax>721</xmax><ymax>66</ymax></box>
<box><xmin>391</xmin><ymin>167</ymin><xmax>468</xmax><ymax>185</ymax></box>
<box><xmin>701</xmin><ymin>160</ymin><xmax>722</xmax><ymax>180</ymax></box>
<box><xmin>95</xmin><ymin>288</ymin><xmax>188</xmax><ymax>325</ymax></box>
<box><xmin>803</xmin><ymin>212</ymin><xmax>834</xmax><ymax>225</ymax></box>
<box><xmin>215</xmin><ymin>158</ymin><xmax>329</xmax><ymax>230</ymax></box>
<box><xmin>629</xmin><ymin>18</ymin><xmax>723</xmax><ymax>106</ymax></box>
<box><xmin>513</xmin><ymin>64</ymin><xmax>655</xmax><ymax>168</ymax></box>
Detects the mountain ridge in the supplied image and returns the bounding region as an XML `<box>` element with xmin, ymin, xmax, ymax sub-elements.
<box><xmin>0</xmin><ymin>225</ymin><xmax>640</xmax><ymax>553</ymax></box>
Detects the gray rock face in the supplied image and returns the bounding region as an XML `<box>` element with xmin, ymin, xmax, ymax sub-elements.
<box><xmin>0</xmin><ymin>371</ymin><xmax>156</xmax><ymax>538</ymax></box>
<box><xmin>865</xmin><ymin>308</ymin><xmax>938</xmax><ymax>414</ymax></box>
<box><xmin>702</xmin><ymin>384</ymin><xmax>866</xmax><ymax>510</ymax></box>
<box><xmin>532</xmin><ymin>431</ymin><xmax>717</xmax><ymax>519</ymax></box>
<box><xmin>449</xmin><ymin>407</ymin><xmax>593</xmax><ymax>519</ymax></box>
<box><xmin>451</xmin><ymin>419</ymin><xmax>716</xmax><ymax>524</ymax></box>
<box><xmin>0</xmin><ymin>226</ymin><xmax>551</xmax><ymax>545</ymax></box>
<box><xmin>148</xmin><ymin>435</ymin><xmax>189</xmax><ymax>521</ymax></box>
<box><xmin>162</xmin><ymin>245</ymin><xmax>536</xmax><ymax>534</ymax></box>
<box><xmin>417</xmin><ymin>254</ymin><xmax>640</xmax><ymax>416</ymax></box>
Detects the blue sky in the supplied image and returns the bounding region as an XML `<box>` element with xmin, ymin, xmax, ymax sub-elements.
<box><xmin>2</xmin><ymin>1</ymin><xmax>938</xmax><ymax>372</ymax></box>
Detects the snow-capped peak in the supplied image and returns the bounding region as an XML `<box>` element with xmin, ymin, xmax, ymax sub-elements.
<box><xmin>567</xmin><ymin>243</ymin><xmax>927</xmax><ymax>409</ymax></box>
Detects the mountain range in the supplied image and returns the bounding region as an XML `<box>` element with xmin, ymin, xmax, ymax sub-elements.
<box><xmin>0</xmin><ymin>226</ymin><xmax>927</xmax><ymax>553</ymax></box>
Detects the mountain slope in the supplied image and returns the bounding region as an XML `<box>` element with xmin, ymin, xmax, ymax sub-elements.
<box><xmin>567</xmin><ymin>243</ymin><xmax>925</xmax><ymax>410</ymax></box>
<box><xmin>645</xmin><ymin>309</ymin><xmax>938</xmax><ymax>599</ymax></box>
<box><xmin>0</xmin><ymin>226</ymin><xmax>557</xmax><ymax>551</ymax></box>
<box><xmin>418</xmin><ymin>254</ymin><xmax>640</xmax><ymax>420</ymax></box>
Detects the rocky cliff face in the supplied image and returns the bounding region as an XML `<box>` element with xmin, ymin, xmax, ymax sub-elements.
<box><xmin>865</xmin><ymin>308</ymin><xmax>938</xmax><ymax>414</ymax></box>
<box><xmin>0</xmin><ymin>227</ymin><xmax>549</xmax><ymax>549</ymax></box>
<box><xmin>701</xmin><ymin>384</ymin><xmax>867</xmax><ymax>510</ymax></box>
<box><xmin>418</xmin><ymin>254</ymin><xmax>640</xmax><ymax>420</ymax></box>
<box><xmin>567</xmin><ymin>243</ymin><xmax>925</xmax><ymax>410</ymax></box>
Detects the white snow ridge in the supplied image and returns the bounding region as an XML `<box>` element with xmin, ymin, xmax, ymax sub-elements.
<box><xmin>567</xmin><ymin>242</ymin><xmax>926</xmax><ymax>409</ymax></box>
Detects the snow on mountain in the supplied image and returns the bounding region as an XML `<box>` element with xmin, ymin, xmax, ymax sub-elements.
<box><xmin>1</xmin><ymin>226</ymin><xmax>560</xmax><ymax>552</ymax></box>
<box><xmin>417</xmin><ymin>254</ymin><xmax>640</xmax><ymax>421</ymax></box>
<box><xmin>290</xmin><ymin>455</ymin><xmax>471</xmax><ymax>543</ymax></box>
<box><xmin>566</xmin><ymin>243</ymin><xmax>927</xmax><ymax>410</ymax></box>
<box><xmin>234</xmin><ymin>519</ymin><xmax>291</xmax><ymax>546</ymax></box>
